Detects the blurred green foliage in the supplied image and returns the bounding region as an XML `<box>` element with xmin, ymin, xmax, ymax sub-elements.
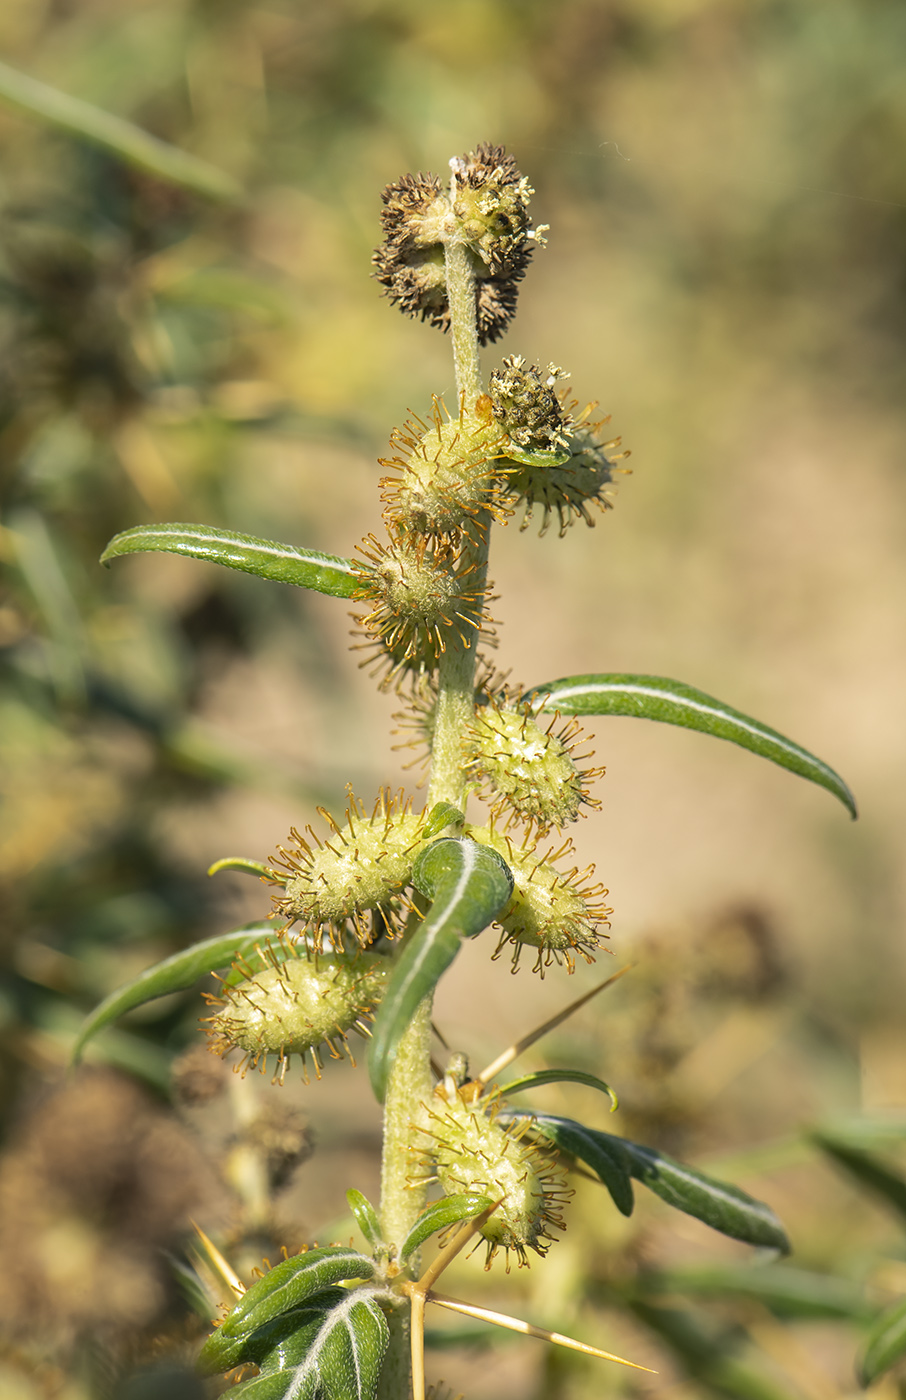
<box><xmin>1</xmin><ymin>1</ymin><xmax>905</xmax><ymax>1397</ymax></box>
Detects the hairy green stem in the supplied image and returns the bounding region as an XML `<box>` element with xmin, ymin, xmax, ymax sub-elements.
<box><xmin>444</xmin><ymin>231</ymin><xmax>482</xmax><ymax>413</ymax></box>
<box><xmin>378</xmin><ymin>996</ymin><xmax>434</xmax><ymax>1248</ymax></box>
<box><xmin>426</xmin><ymin>518</ymin><xmax>490</xmax><ymax>811</ymax></box>
<box><xmin>427</xmin><ymin>220</ymin><xmax>489</xmax><ymax>810</ymax></box>
<box><xmin>377</xmin><ymin>177</ymin><xmax>492</xmax><ymax>1398</ymax></box>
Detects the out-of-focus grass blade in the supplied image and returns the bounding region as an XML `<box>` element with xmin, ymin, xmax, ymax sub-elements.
<box><xmin>71</xmin><ymin>923</ymin><xmax>278</xmax><ymax>1063</ymax></box>
<box><xmin>810</xmin><ymin>1132</ymin><xmax>906</xmax><ymax>1227</ymax></box>
<box><xmin>525</xmin><ymin>672</ymin><xmax>856</xmax><ymax>818</ymax></box>
<box><xmin>629</xmin><ymin>1300</ymin><xmax>801</xmax><ymax>1400</ymax></box>
<box><xmin>101</xmin><ymin>523</ymin><xmax>358</xmax><ymax>599</ymax></box>
<box><xmin>0</xmin><ymin>59</ymin><xmax>241</xmax><ymax>201</ymax></box>
<box><xmin>858</xmin><ymin>1295</ymin><xmax>906</xmax><ymax>1387</ymax></box>
<box><xmin>637</xmin><ymin>1264</ymin><xmax>870</xmax><ymax>1320</ymax></box>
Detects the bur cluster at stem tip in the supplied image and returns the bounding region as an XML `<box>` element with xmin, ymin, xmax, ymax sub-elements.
<box><xmin>372</xmin><ymin>142</ymin><xmax>545</xmax><ymax>345</ymax></box>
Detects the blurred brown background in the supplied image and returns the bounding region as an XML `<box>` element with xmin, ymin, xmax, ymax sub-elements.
<box><xmin>1</xmin><ymin>2</ymin><xmax>905</xmax><ymax>1397</ymax></box>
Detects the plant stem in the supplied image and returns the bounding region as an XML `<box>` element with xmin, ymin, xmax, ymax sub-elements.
<box><xmin>378</xmin><ymin>995</ymin><xmax>434</xmax><ymax>1248</ymax></box>
<box><xmin>426</xmin><ymin>519</ymin><xmax>489</xmax><ymax>811</ymax></box>
<box><xmin>445</xmin><ymin>236</ymin><xmax>482</xmax><ymax>411</ymax></box>
<box><xmin>376</xmin><ymin>998</ymin><xmax>432</xmax><ymax>1400</ymax></box>
<box><xmin>377</xmin><ymin>175</ymin><xmax>491</xmax><ymax>1398</ymax></box>
<box><xmin>426</xmin><ymin>212</ymin><xmax>489</xmax><ymax>811</ymax></box>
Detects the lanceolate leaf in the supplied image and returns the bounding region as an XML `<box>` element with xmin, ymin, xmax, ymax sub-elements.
<box><xmin>314</xmin><ymin>1293</ymin><xmax>390</xmax><ymax>1400</ymax></box>
<box><xmin>495</xmin><ymin>1068</ymin><xmax>618</xmax><ymax>1112</ymax></box>
<box><xmin>198</xmin><ymin>1246</ymin><xmax>375</xmax><ymax>1374</ymax></box>
<box><xmin>214</xmin><ymin>1292</ymin><xmax>347</xmax><ymax>1374</ymax></box>
<box><xmin>101</xmin><ymin>523</ymin><xmax>358</xmax><ymax>599</ymax></box>
<box><xmin>346</xmin><ymin>1190</ymin><xmax>383</xmax><ymax>1249</ymax></box>
<box><xmin>858</xmin><ymin>1295</ymin><xmax>906</xmax><ymax>1387</ymax></box>
<box><xmin>524</xmin><ymin>673</ymin><xmax>856</xmax><ymax>818</ymax></box>
<box><xmin>503</xmin><ymin>1111</ymin><xmax>789</xmax><ymax>1249</ymax></box>
<box><xmin>71</xmin><ymin>922</ymin><xmax>279</xmax><ymax>1063</ymax></box>
<box><xmin>367</xmin><ymin>839</ymin><xmax>513</xmax><ymax>1102</ymax></box>
<box><xmin>399</xmin><ymin>1193</ymin><xmax>495</xmax><ymax>1262</ymax></box>
<box><xmin>618</xmin><ymin>1137</ymin><xmax>790</xmax><ymax>1252</ymax></box>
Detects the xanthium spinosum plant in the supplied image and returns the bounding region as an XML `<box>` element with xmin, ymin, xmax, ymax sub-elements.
<box><xmin>75</xmin><ymin>143</ymin><xmax>857</xmax><ymax>1400</ymax></box>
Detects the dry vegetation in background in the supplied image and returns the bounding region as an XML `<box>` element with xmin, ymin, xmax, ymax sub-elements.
<box><xmin>1</xmin><ymin>1</ymin><xmax>905</xmax><ymax>1396</ymax></box>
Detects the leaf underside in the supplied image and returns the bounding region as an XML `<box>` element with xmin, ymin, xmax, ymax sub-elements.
<box><xmin>505</xmin><ymin>1110</ymin><xmax>789</xmax><ymax>1251</ymax></box>
<box><xmin>524</xmin><ymin>672</ymin><xmax>856</xmax><ymax>818</ymax></box>
<box><xmin>367</xmin><ymin>838</ymin><xmax>513</xmax><ymax>1103</ymax></box>
<box><xmin>70</xmin><ymin>922</ymin><xmax>281</xmax><ymax>1063</ymax></box>
<box><xmin>399</xmin><ymin>1193</ymin><xmax>495</xmax><ymax>1262</ymax></box>
<box><xmin>101</xmin><ymin>522</ymin><xmax>358</xmax><ymax>598</ymax></box>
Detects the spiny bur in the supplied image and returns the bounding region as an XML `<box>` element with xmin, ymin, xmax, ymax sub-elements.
<box><xmin>412</xmin><ymin>1079</ymin><xmax>571</xmax><ymax>1269</ymax></box>
<box><xmin>204</xmin><ymin>947</ymin><xmax>388</xmax><ymax>1084</ymax></box>
<box><xmin>465</xmin><ymin>823</ymin><xmax>612</xmax><ymax>973</ymax></box>
<box><xmin>271</xmin><ymin>789</ymin><xmax>428</xmax><ymax>947</ymax></box>
<box><xmin>463</xmin><ymin>697</ymin><xmax>605</xmax><ymax>833</ymax></box>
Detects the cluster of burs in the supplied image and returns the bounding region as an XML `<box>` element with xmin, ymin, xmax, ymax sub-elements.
<box><xmin>205</xmin><ymin>149</ymin><xmax>625</xmax><ymax>1256</ymax></box>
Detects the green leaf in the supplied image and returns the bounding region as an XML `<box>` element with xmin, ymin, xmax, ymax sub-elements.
<box><xmin>524</xmin><ymin>672</ymin><xmax>856</xmax><ymax>818</ymax></box>
<box><xmin>502</xmin><ymin>444</ymin><xmax>572</xmax><ymax>469</ymax></box>
<box><xmin>222</xmin><ymin>1292</ymin><xmax>347</xmax><ymax>1373</ymax></box>
<box><xmin>346</xmin><ymin>1190</ymin><xmax>383</xmax><ymax>1249</ymax></box>
<box><xmin>495</xmin><ymin>1068</ymin><xmax>618</xmax><ymax>1112</ymax></box>
<box><xmin>198</xmin><ymin>1246</ymin><xmax>374</xmax><ymax>1375</ymax></box>
<box><xmin>399</xmin><ymin>1194</ymin><xmax>495</xmax><ymax>1262</ymax></box>
<box><xmin>0</xmin><ymin>59</ymin><xmax>240</xmax><ymax>201</ymax></box>
<box><xmin>367</xmin><ymin>838</ymin><xmax>513</xmax><ymax>1103</ymax></box>
<box><xmin>101</xmin><ymin>523</ymin><xmax>358</xmax><ymax>599</ymax></box>
<box><xmin>505</xmin><ymin>1113</ymin><xmax>790</xmax><ymax>1248</ymax></box>
<box><xmin>618</xmin><ymin>1138</ymin><xmax>790</xmax><ymax>1252</ymax></box>
<box><xmin>502</xmin><ymin>1110</ymin><xmax>634</xmax><ymax>1217</ymax></box>
<box><xmin>315</xmin><ymin>1293</ymin><xmax>389</xmax><ymax>1400</ymax></box>
<box><xmin>229</xmin><ymin>1292</ymin><xmax>390</xmax><ymax>1400</ymax></box>
<box><xmin>411</xmin><ymin>836</ymin><xmax>514</xmax><ymax>913</ymax></box>
<box><xmin>858</xmin><ymin>1294</ymin><xmax>906</xmax><ymax>1387</ymax></box>
<box><xmin>638</xmin><ymin>1264</ymin><xmax>869</xmax><ymax>1320</ymax></box>
<box><xmin>71</xmin><ymin>922</ymin><xmax>279</xmax><ymax>1064</ymax></box>
<box><xmin>423</xmin><ymin>802</ymin><xmax>465</xmax><ymax>839</ymax></box>
<box><xmin>810</xmin><ymin>1133</ymin><xmax>906</xmax><ymax>1227</ymax></box>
